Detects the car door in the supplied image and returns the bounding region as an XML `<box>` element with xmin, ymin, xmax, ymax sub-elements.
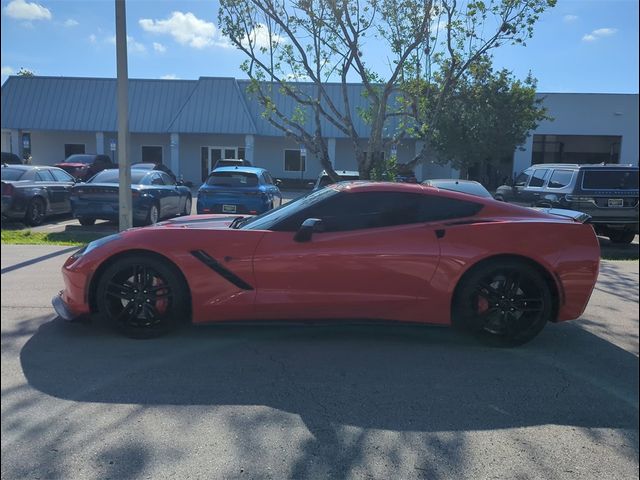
<box><xmin>158</xmin><ymin>171</ymin><xmax>182</xmax><ymax>216</ymax></box>
<box><xmin>34</xmin><ymin>169</ymin><xmax>64</xmax><ymax>213</ymax></box>
<box><xmin>262</xmin><ymin>172</ymin><xmax>282</xmax><ymax>206</ymax></box>
<box><xmin>510</xmin><ymin>168</ymin><xmax>534</xmax><ymax>205</ymax></box>
<box><xmin>148</xmin><ymin>173</ymin><xmax>172</xmax><ymax>218</ymax></box>
<box><xmin>251</xmin><ymin>191</ymin><xmax>444</xmax><ymax>322</ymax></box>
<box><xmin>48</xmin><ymin>168</ymin><xmax>76</xmax><ymax>214</ymax></box>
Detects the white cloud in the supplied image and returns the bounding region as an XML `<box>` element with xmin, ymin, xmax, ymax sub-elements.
<box><xmin>139</xmin><ymin>11</ymin><xmax>227</xmax><ymax>49</ymax></box>
<box><xmin>241</xmin><ymin>23</ymin><xmax>286</xmax><ymax>50</ymax></box>
<box><xmin>153</xmin><ymin>42</ymin><xmax>166</xmax><ymax>53</ymax></box>
<box><xmin>107</xmin><ymin>34</ymin><xmax>147</xmax><ymax>53</ymax></box>
<box><xmin>161</xmin><ymin>74</ymin><xmax>179</xmax><ymax>80</ymax></box>
<box><xmin>63</xmin><ymin>18</ymin><xmax>79</xmax><ymax>27</ymax></box>
<box><xmin>563</xmin><ymin>15</ymin><xmax>578</xmax><ymax>23</ymax></box>
<box><xmin>3</xmin><ymin>0</ymin><xmax>51</xmax><ymax>21</ymax></box>
<box><xmin>582</xmin><ymin>27</ymin><xmax>618</xmax><ymax>42</ymax></box>
<box><xmin>88</xmin><ymin>34</ymin><xmax>97</xmax><ymax>43</ymax></box>
<box><xmin>1</xmin><ymin>66</ymin><xmax>15</xmax><ymax>76</ymax></box>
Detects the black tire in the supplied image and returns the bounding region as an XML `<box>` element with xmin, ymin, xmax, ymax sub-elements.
<box><xmin>146</xmin><ymin>203</ymin><xmax>160</xmax><ymax>225</ymax></box>
<box><xmin>182</xmin><ymin>196</ymin><xmax>192</xmax><ymax>216</ymax></box>
<box><xmin>78</xmin><ymin>217</ymin><xmax>96</xmax><ymax>226</ymax></box>
<box><xmin>494</xmin><ymin>195</ymin><xmax>504</xmax><ymax>202</ymax></box>
<box><xmin>96</xmin><ymin>254</ymin><xmax>189</xmax><ymax>338</ymax></box>
<box><xmin>24</xmin><ymin>197</ymin><xmax>45</xmax><ymax>226</ymax></box>
<box><xmin>452</xmin><ymin>259</ymin><xmax>553</xmax><ymax>347</ymax></box>
<box><xmin>608</xmin><ymin>230</ymin><xmax>636</xmax><ymax>244</ymax></box>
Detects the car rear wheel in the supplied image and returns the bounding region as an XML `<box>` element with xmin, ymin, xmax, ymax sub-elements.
<box><xmin>78</xmin><ymin>217</ymin><xmax>96</xmax><ymax>226</ymax></box>
<box><xmin>607</xmin><ymin>230</ymin><xmax>636</xmax><ymax>244</ymax></box>
<box><xmin>453</xmin><ymin>260</ymin><xmax>553</xmax><ymax>347</ymax></box>
<box><xmin>96</xmin><ymin>255</ymin><xmax>188</xmax><ymax>338</ymax></box>
<box><xmin>182</xmin><ymin>196</ymin><xmax>192</xmax><ymax>216</ymax></box>
<box><xmin>494</xmin><ymin>195</ymin><xmax>504</xmax><ymax>202</ymax></box>
<box><xmin>24</xmin><ymin>197</ymin><xmax>45</xmax><ymax>226</ymax></box>
<box><xmin>146</xmin><ymin>203</ymin><xmax>160</xmax><ymax>225</ymax></box>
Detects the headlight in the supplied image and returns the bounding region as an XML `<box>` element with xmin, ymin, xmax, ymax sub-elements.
<box><xmin>71</xmin><ymin>233</ymin><xmax>122</xmax><ymax>260</ymax></box>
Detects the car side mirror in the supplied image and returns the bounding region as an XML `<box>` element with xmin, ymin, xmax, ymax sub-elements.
<box><xmin>294</xmin><ymin>218</ymin><xmax>324</xmax><ymax>243</ymax></box>
<box><xmin>275</xmin><ymin>178</ymin><xmax>283</xmax><ymax>186</ymax></box>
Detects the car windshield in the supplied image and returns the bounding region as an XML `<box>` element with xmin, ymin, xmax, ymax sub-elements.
<box><xmin>89</xmin><ymin>170</ymin><xmax>147</xmax><ymax>184</ymax></box>
<box><xmin>430</xmin><ymin>181</ymin><xmax>492</xmax><ymax>198</ymax></box>
<box><xmin>582</xmin><ymin>170</ymin><xmax>639</xmax><ymax>190</ymax></box>
<box><xmin>1</xmin><ymin>168</ymin><xmax>26</xmax><ymax>181</ymax></box>
<box><xmin>65</xmin><ymin>154</ymin><xmax>95</xmax><ymax>164</ymax></box>
<box><xmin>206</xmin><ymin>171</ymin><xmax>258</xmax><ymax>187</ymax></box>
<box><xmin>239</xmin><ymin>187</ymin><xmax>339</xmax><ymax>230</ymax></box>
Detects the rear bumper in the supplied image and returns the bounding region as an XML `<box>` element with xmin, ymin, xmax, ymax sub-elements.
<box><xmin>197</xmin><ymin>197</ymin><xmax>270</xmax><ymax>215</ymax></box>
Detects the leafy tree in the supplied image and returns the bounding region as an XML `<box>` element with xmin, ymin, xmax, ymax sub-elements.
<box><xmin>425</xmin><ymin>57</ymin><xmax>550</xmax><ymax>181</ymax></box>
<box><xmin>218</xmin><ymin>0</ymin><xmax>555</xmax><ymax>180</ymax></box>
<box><xmin>16</xmin><ymin>68</ymin><xmax>35</xmax><ymax>77</ymax></box>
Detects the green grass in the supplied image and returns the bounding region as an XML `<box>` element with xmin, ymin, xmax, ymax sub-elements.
<box><xmin>1</xmin><ymin>229</ymin><xmax>105</xmax><ymax>246</ymax></box>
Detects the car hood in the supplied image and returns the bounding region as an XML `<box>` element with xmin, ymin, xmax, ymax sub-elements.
<box><xmin>153</xmin><ymin>214</ymin><xmax>248</xmax><ymax>230</ymax></box>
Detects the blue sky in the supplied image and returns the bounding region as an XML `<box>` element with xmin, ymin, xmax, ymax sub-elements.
<box><xmin>1</xmin><ymin>0</ymin><xmax>638</xmax><ymax>93</ymax></box>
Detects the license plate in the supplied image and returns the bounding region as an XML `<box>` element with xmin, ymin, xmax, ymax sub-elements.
<box><xmin>608</xmin><ymin>198</ymin><xmax>624</xmax><ymax>207</ymax></box>
<box><xmin>222</xmin><ymin>204</ymin><xmax>237</xmax><ymax>213</ymax></box>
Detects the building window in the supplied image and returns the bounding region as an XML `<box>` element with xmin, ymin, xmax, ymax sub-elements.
<box><xmin>65</xmin><ymin>144</ymin><xmax>85</xmax><ymax>158</ymax></box>
<box><xmin>284</xmin><ymin>149</ymin><xmax>306</xmax><ymax>172</ymax></box>
<box><xmin>141</xmin><ymin>146</ymin><xmax>163</xmax><ymax>164</ymax></box>
<box><xmin>238</xmin><ymin>147</ymin><xmax>246</xmax><ymax>160</ymax></box>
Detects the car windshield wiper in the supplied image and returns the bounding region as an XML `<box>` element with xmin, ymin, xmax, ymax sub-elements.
<box><xmin>228</xmin><ymin>216</ymin><xmax>246</xmax><ymax>229</ymax></box>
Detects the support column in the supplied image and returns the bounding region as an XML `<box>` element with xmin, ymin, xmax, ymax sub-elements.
<box><xmin>96</xmin><ymin>132</ymin><xmax>105</xmax><ymax>154</ymax></box>
<box><xmin>170</xmin><ymin>133</ymin><xmax>180</xmax><ymax>176</ymax></box>
<box><xmin>244</xmin><ymin>134</ymin><xmax>255</xmax><ymax>165</ymax></box>
<box><xmin>10</xmin><ymin>129</ymin><xmax>20</xmax><ymax>156</ymax></box>
<box><xmin>327</xmin><ymin>137</ymin><xmax>336</xmax><ymax>167</ymax></box>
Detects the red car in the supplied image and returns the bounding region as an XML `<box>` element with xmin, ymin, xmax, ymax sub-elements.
<box><xmin>52</xmin><ymin>182</ymin><xmax>600</xmax><ymax>346</ymax></box>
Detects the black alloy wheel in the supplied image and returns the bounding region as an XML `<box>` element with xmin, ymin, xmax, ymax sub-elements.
<box><xmin>453</xmin><ymin>260</ymin><xmax>553</xmax><ymax>346</ymax></box>
<box><xmin>78</xmin><ymin>217</ymin><xmax>96</xmax><ymax>226</ymax></box>
<box><xmin>24</xmin><ymin>198</ymin><xmax>45</xmax><ymax>226</ymax></box>
<box><xmin>96</xmin><ymin>255</ymin><xmax>188</xmax><ymax>338</ymax></box>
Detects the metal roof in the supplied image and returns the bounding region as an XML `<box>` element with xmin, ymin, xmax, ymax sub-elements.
<box><xmin>168</xmin><ymin>77</ymin><xmax>256</xmax><ymax>134</ymax></box>
<box><xmin>1</xmin><ymin>75</ymin><xmax>403</xmax><ymax>137</ymax></box>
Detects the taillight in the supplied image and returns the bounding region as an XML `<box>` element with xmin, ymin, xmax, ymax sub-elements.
<box><xmin>1</xmin><ymin>183</ymin><xmax>14</xmax><ymax>196</ymax></box>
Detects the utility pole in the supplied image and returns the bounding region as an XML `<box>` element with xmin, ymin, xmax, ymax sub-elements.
<box><xmin>115</xmin><ymin>0</ymin><xmax>132</xmax><ymax>230</ymax></box>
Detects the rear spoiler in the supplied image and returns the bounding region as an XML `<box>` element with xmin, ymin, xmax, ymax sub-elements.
<box><xmin>532</xmin><ymin>207</ymin><xmax>591</xmax><ymax>223</ymax></box>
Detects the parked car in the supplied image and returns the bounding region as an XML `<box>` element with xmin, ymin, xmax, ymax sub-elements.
<box><xmin>197</xmin><ymin>166</ymin><xmax>282</xmax><ymax>215</ymax></box>
<box><xmin>1</xmin><ymin>164</ymin><xmax>76</xmax><ymax>225</ymax></box>
<box><xmin>395</xmin><ymin>165</ymin><xmax>418</xmax><ymax>183</ymax></box>
<box><xmin>55</xmin><ymin>154</ymin><xmax>116</xmax><ymax>181</ymax></box>
<box><xmin>213</xmin><ymin>158</ymin><xmax>253</xmax><ymax>169</ymax></box>
<box><xmin>1</xmin><ymin>152</ymin><xmax>22</xmax><ymax>165</ymax></box>
<box><xmin>423</xmin><ymin>179</ymin><xmax>493</xmax><ymax>199</ymax></box>
<box><xmin>54</xmin><ymin>182</ymin><xmax>599</xmax><ymax>346</ymax></box>
<box><xmin>312</xmin><ymin>170</ymin><xmax>360</xmax><ymax>190</ymax></box>
<box><xmin>70</xmin><ymin>168</ymin><xmax>192</xmax><ymax>226</ymax></box>
<box><xmin>495</xmin><ymin>163</ymin><xmax>639</xmax><ymax>244</ymax></box>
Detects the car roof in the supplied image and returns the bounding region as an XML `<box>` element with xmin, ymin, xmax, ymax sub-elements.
<box><xmin>1</xmin><ymin>164</ymin><xmax>58</xmax><ymax>171</ymax></box>
<box><xmin>212</xmin><ymin>166</ymin><xmax>266</xmax><ymax>174</ymax></box>
<box><xmin>319</xmin><ymin>169</ymin><xmax>360</xmax><ymax>176</ymax></box>
<box><xmin>528</xmin><ymin>163</ymin><xmax>637</xmax><ymax>170</ymax></box>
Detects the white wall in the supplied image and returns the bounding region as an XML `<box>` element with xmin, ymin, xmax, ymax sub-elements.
<box><xmin>30</xmin><ymin>130</ymin><xmax>97</xmax><ymax>165</ymax></box>
<box><xmin>513</xmin><ymin>93</ymin><xmax>639</xmax><ymax>175</ymax></box>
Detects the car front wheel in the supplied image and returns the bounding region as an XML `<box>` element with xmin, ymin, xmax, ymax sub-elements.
<box><xmin>453</xmin><ymin>260</ymin><xmax>553</xmax><ymax>347</ymax></box>
<box><xmin>96</xmin><ymin>255</ymin><xmax>188</xmax><ymax>338</ymax></box>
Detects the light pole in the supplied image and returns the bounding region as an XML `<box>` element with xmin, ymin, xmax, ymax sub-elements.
<box><xmin>115</xmin><ymin>0</ymin><xmax>132</xmax><ymax>230</ymax></box>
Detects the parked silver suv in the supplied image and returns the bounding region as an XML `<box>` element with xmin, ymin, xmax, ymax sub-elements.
<box><xmin>495</xmin><ymin>163</ymin><xmax>639</xmax><ymax>244</ymax></box>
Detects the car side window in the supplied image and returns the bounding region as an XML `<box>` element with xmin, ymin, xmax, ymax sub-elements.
<box><xmin>528</xmin><ymin>169</ymin><xmax>549</xmax><ymax>188</ymax></box>
<box><xmin>273</xmin><ymin>192</ymin><xmax>482</xmax><ymax>232</ymax></box>
<box><xmin>150</xmin><ymin>173</ymin><xmax>165</xmax><ymax>185</ymax></box>
<box><xmin>547</xmin><ymin>169</ymin><xmax>574</xmax><ymax>189</ymax></box>
<box><xmin>514</xmin><ymin>169</ymin><xmax>533</xmax><ymax>187</ymax></box>
<box><xmin>50</xmin><ymin>169</ymin><xmax>75</xmax><ymax>182</ymax></box>
<box><xmin>36</xmin><ymin>170</ymin><xmax>55</xmax><ymax>181</ymax></box>
<box><xmin>263</xmin><ymin>173</ymin><xmax>273</xmax><ymax>185</ymax></box>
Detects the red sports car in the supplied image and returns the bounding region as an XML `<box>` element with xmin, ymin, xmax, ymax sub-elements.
<box><xmin>53</xmin><ymin>182</ymin><xmax>600</xmax><ymax>346</ymax></box>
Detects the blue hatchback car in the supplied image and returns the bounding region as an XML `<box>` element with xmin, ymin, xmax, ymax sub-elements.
<box><xmin>197</xmin><ymin>167</ymin><xmax>282</xmax><ymax>215</ymax></box>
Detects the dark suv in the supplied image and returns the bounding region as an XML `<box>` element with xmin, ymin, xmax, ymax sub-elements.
<box><xmin>495</xmin><ymin>163</ymin><xmax>639</xmax><ymax>244</ymax></box>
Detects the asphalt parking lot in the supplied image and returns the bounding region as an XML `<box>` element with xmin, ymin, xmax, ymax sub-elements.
<box><xmin>1</xmin><ymin>243</ymin><xmax>638</xmax><ymax>479</ymax></box>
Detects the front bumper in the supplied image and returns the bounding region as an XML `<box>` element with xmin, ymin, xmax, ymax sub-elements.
<box><xmin>52</xmin><ymin>292</ymin><xmax>77</xmax><ymax>321</ymax></box>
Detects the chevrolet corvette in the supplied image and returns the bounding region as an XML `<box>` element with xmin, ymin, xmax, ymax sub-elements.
<box><xmin>53</xmin><ymin>181</ymin><xmax>600</xmax><ymax>346</ymax></box>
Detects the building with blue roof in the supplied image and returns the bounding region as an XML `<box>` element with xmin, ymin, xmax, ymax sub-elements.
<box><xmin>1</xmin><ymin>75</ymin><xmax>638</xmax><ymax>187</ymax></box>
